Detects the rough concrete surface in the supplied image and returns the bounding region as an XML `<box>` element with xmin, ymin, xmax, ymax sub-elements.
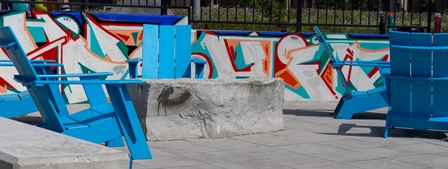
<box><xmin>127</xmin><ymin>77</ymin><xmax>285</xmax><ymax>141</ymax></box>
<box><xmin>0</xmin><ymin>117</ymin><xmax>129</xmax><ymax>169</ymax></box>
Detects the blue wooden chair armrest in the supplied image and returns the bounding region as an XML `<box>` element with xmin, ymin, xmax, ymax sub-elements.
<box><xmin>0</xmin><ymin>41</ymin><xmax>15</xmax><ymax>48</ymax></box>
<box><xmin>331</xmin><ymin>62</ymin><xmax>391</xmax><ymax>67</ymax></box>
<box><xmin>0</xmin><ymin>63</ymin><xmax>64</xmax><ymax>67</ymax></box>
<box><xmin>126</xmin><ymin>58</ymin><xmax>142</xmax><ymax>79</ymax></box>
<box><xmin>0</xmin><ymin>60</ymin><xmax>57</xmax><ymax>63</ymax></box>
<box><xmin>338</xmin><ymin>60</ymin><xmax>390</xmax><ymax>64</ymax></box>
<box><xmin>192</xmin><ymin>58</ymin><xmax>207</xmax><ymax>65</ymax></box>
<box><xmin>390</xmin><ymin>45</ymin><xmax>448</xmax><ymax>50</ymax></box>
<box><xmin>37</xmin><ymin>72</ymin><xmax>113</xmax><ymax>78</ymax></box>
<box><xmin>33</xmin><ymin>80</ymin><xmax>144</xmax><ymax>85</ymax></box>
<box><xmin>385</xmin><ymin>75</ymin><xmax>448</xmax><ymax>81</ymax></box>
<box><xmin>126</xmin><ymin>58</ymin><xmax>142</xmax><ymax>63</ymax></box>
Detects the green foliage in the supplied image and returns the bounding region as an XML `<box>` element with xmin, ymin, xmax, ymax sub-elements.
<box><xmin>315</xmin><ymin>0</ymin><xmax>369</xmax><ymax>10</ymax></box>
<box><xmin>238</xmin><ymin>0</ymin><xmax>293</xmax><ymax>22</ymax></box>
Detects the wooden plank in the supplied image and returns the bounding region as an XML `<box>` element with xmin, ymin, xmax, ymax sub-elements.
<box><xmin>409</xmin><ymin>33</ymin><xmax>432</xmax><ymax>117</ymax></box>
<box><xmin>432</xmin><ymin>33</ymin><xmax>448</xmax><ymax>117</ymax></box>
<box><xmin>389</xmin><ymin>31</ymin><xmax>411</xmax><ymax>115</ymax></box>
<box><xmin>175</xmin><ymin>25</ymin><xmax>192</xmax><ymax>78</ymax></box>
<box><xmin>159</xmin><ymin>25</ymin><xmax>175</xmax><ymax>79</ymax></box>
<box><xmin>142</xmin><ymin>24</ymin><xmax>159</xmax><ymax>79</ymax></box>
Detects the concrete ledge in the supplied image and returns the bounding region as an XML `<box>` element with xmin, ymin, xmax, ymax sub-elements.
<box><xmin>0</xmin><ymin>117</ymin><xmax>129</xmax><ymax>169</ymax></box>
<box><xmin>128</xmin><ymin>77</ymin><xmax>285</xmax><ymax>141</ymax></box>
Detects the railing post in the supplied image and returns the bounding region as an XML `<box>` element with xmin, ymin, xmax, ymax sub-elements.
<box><xmin>295</xmin><ymin>0</ymin><xmax>302</xmax><ymax>32</ymax></box>
<box><xmin>427</xmin><ymin>0</ymin><xmax>432</xmax><ymax>32</ymax></box>
<box><xmin>161</xmin><ymin>0</ymin><xmax>168</xmax><ymax>15</ymax></box>
<box><xmin>379</xmin><ymin>13</ymin><xmax>386</xmax><ymax>34</ymax></box>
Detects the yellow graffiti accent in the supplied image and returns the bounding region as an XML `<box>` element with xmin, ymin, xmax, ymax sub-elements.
<box><xmin>34</xmin><ymin>0</ymin><xmax>48</xmax><ymax>12</ymax></box>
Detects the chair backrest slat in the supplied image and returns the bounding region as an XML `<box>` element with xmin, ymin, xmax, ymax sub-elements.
<box><xmin>432</xmin><ymin>33</ymin><xmax>448</xmax><ymax>117</ymax></box>
<box><xmin>389</xmin><ymin>31</ymin><xmax>411</xmax><ymax>115</ymax></box>
<box><xmin>159</xmin><ymin>25</ymin><xmax>175</xmax><ymax>79</ymax></box>
<box><xmin>410</xmin><ymin>33</ymin><xmax>432</xmax><ymax>116</ymax></box>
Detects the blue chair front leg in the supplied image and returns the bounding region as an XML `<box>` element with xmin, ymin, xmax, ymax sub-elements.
<box><xmin>105</xmin><ymin>84</ymin><xmax>152</xmax><ymax>160</ymax></box>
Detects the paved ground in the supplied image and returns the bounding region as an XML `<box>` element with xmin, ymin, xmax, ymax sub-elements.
<box><xmin>16</xmin><ymin>101</ymin><xmax>448</xmax><ymax>169</ymax></box>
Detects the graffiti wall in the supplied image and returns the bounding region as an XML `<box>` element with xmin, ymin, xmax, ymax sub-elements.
<box><xmin>191</xmin><ymin>31</ymin><xmax>390</xmax><ymax>101</ymax></box>
<box><xmin>0</xmin><ymin>11</ymin><xmax>390</xmax><ymax>103</ymax></box>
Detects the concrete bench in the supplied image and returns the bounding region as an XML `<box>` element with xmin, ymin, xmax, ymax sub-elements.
<box><xmin>0</xmin><ymin>117</ymin><xmax>129</xmax><ymax>169</ymax></box>
<box><xmin>127</xmin><ymin>77</ymin><xmax>285</xmax><ymax>141</ymax></box>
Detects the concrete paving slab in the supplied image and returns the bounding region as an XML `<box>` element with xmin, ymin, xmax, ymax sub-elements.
<box><xmin>351</xmin><ymin>142</ymin><xmax>448</xmax><ymax>158</ymax></box>
<box><xmin>132</xmin><ymin>148</ymin><xmax>202</xmax><ymax>169</ymax></box>
<box><xmin>264</xmin><ymin>153</ymin><xmax>338</xmax><ymax>168</ymax></box>
<box><xmin>11</xmin><ymin>101</ymin><xmax>448</xmax><ymax>169</ymax></box>
<box><xmin>277</xmin><ymin>143</ymin><xmax>345</xmax><ymax>155</ymax></box>
<box><xmin>306</xmin><ymin>149</ymin><xmax>384</xmax><ymax>163</ymax></box>
<box><xmin>0</xmin><ymin>117</ymin><xmax>129</xmax><ymax>169</ymax></box>
<box><xmin>347</xmin><ymin>158</ymin><xmax>428</xmax><ymax>169</ymax></box>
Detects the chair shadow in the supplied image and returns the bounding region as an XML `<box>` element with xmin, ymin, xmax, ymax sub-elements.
<box><xmin>12</xmin><ymin>116</ymin><xmax>43</xmax><ymax>125</ymax></box>
<box><xmin>318</xmin><ymin>123</ymin><xmax>448</xmax><ymax>140</ymax></box>
<box><xmin>283</xmin><ymin>109</ymin><xmax>387</xmax><ymax>120</ymax></box>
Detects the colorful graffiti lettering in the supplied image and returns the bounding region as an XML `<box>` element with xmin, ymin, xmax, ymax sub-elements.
<box><xmin>0</xmin><ymin>11</ymin><xmax>390</xmax><ymax>103</ymax></box>
<box><xmin>0</xmin><ymin>11</ymin><xmax>186</xmax><ymax>103</ymax></box>
<box><xmin>191</xmin><ymin>31</ymin><xmax>390</xmax><ymax>101</ymax></box>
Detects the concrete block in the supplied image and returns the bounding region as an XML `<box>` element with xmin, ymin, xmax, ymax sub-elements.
<box><xmin>0</xmin><ymin>117</ymin><xmax>129</xmax><ymax>169</ymax></box>
<box><xmin>127</xmin><ymin>77</ymin><xmax>285</xmax><ymax>141</ymax></box>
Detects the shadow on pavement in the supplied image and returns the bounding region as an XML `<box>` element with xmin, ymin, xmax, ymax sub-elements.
<box><xmin>318</xmin><ymin>123</ymin><xmax>448</xmax><ymax>140</ymax></box>
<box><xmin>283</xmin><ymin>109</ymin><xmax>387</xmax><ymax>120</ymax></box>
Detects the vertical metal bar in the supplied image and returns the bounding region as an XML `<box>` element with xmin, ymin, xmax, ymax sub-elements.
<box><xmin>376</xmin><ymin>0</ymin><xmax>379</xmax><ymax>25</ymax></box>
<box><xmin>342</xmin><ymin>0</ymin><xmax>346</xmax><ymax>24</ymax></box>
<box><xmin>316</xmin><ymin>0</ymin><xmax>319</xmax><ymax>24</ymax></box>
<box><xmin>161</xmin><ymin>0</ymin><xmax>167</xmax><ymax>15</ymax></box>
<box><xmin>359</xmin><ymin>0</ymin><xmax>363</xmax><ymax>25</ymax></box>
<box><xmin>410</xmin><ymin>0</ymin><xmax>413</xmax><ymax>25</ymax></box>
<box><xmin>208</xmin><ymin>0</ymin><xmax>211</xmax><ymax>20</ymax></box>
<box><xmin>368</xmin><ymin>0</ymin><xmax>371</xmax><ymax>25</ymax></box>
<box><xmin>325</xmin><ymin>0</ymin><xmax>328</xmax><ymax>24</ymax></box>
<box><xmin>427</xmin><ymin>0</ymin><xmax>432</xmax><ymax>32</ymax></box>
<box><xmin>334</xmin><ymin>0</ymin><xmax>336</xmax><ymax>24</ymax></box>
<box><xmin>261</xmin><ymin>0</ymin><xmax>264</xmax><ymax>22</ymax></box>
<box><xmin>351</xmin><ymin>0</ymin><xmax>354</xmax><ymax>24</ymax></box>
<box><xmin>218</xmin><ymin>0</ymin><xmax>221</xmax><ymax>21</ymax></box>
<box><xmin>252</xmin><ymin>0</ymin><xmax>255</xmax><ymax>22</ymax></box>
<box><xmin>226</xmin><ymin>1</ymin><xmax>229</xmax><ymax>22</ymax></box>
<box><xmin>235</xmin><ymin>0</ymin><xmax>238</xmax><ymax>21</ymax></box>
<box><xmin>307</xmin><ymin>0</ymin><xmax>311</xmax><ymax>23</ymax></box>
<box><xmin>296</xmin><ymin>0</ymin><xmax>302</xmax><ymax>32</ymax></box>
<box><xmin>243</xmin><ymin>1</ymin><xmax>247</xmax><ymax>23</ymax></box>
<box><xmin>418</xmin><ymin>0</ymin><xmax>422</xmax><ymax>26</ymax></box>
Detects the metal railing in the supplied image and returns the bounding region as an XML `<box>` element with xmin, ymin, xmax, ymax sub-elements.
<box><xmin>2</xmin><ymin>0</ymin><xmax>446</xmax><ymax>33</ymax></box>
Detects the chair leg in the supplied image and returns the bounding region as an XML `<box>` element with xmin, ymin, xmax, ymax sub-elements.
<box><xmin>105</xmin><ymin>84</ymin><xmax>152</xmax><ymax>160</ymax></box>
<box><xmin>333</xmin><ymin>97</ymin><xmax>347</xmax><ymax>119</ymax></box>
<box><xmin>105</xmin><ymin>137</ymin><xmax>125</xmax><ymax>147</ymax></box>
<box><xmin>384</xmin><ymin>116</ymin><xmax>389</xmax><ymax>138</ymax></box>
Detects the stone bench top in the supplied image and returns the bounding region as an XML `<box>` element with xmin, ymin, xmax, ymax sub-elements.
<box><xmin>0</xmin><ymin>117</ymin><xmax>129</xmax><ymax>169</ymax></box>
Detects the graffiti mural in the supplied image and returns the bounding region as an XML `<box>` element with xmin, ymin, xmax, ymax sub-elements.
<box><xmin>191</xmin><ymin>31</ymin><xmax>390</xmax><ymax>101</ymax></box>
<box><xmin>0</xmin><ymin>11</ymin><xmax>187</xmax><ymax>103</ymax></box>
<box><xmin>0</xmin><ymin>11</ymin><xmax>390</xmax><ymax>103</ymax></box>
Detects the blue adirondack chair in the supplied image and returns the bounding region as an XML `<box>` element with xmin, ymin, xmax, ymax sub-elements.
<box><xmin>314</xmin><ymin>26</ymin><xmax>390</xmax><ymax>119</ymax></box>
<box><xmin>0</xmin><ymin>26</ymin><xmax>152</xmax><ymax>160</ymax></box>
<box><xmin>0</xmin><ymin>59</ymin><xmax>58</xmax><ymax>118</ymax></box>
<box><xmin>384</xmin><ymin>31</ymin><xmax>448</xmax><ymax>138</ymax></box>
